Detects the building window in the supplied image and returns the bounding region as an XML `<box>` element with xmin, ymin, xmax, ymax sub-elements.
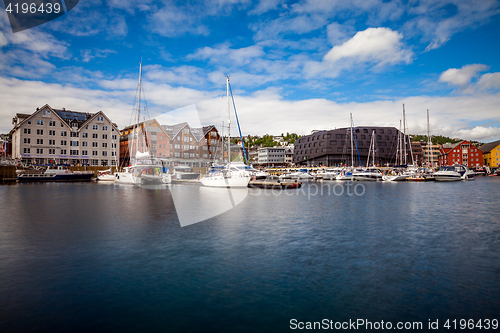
<box><xmin>49</xmin><ymin>139</ymin><xmax>55</xmax><ymax>145</ymax></box>
<box><xmin>93</xmin><ymin>125</ymin><xmax>98</xmax><ymax>130</ymax></box>
<box><xmin>82</xmin><ymin>133</ymin><xmax>88</xmax><ymax>138</ymax></box>
<box><xmin>70</xmin><ymin>132</ymin><xmax>79</xmax><ymax>137</ymax></box>
<box><xmin>23</xmin><ymin>128</ymin><xmax>31</xmax><ymax>134</ymax></box>
<box><xmin>61</xmin><ymin>140</ymin><xmax>67</xmax><ymax>146</ymax></box>
<box><xmin>61</xmin><ymin>131</ymin><xmax>67</xmax><ymax>136</ymax></box>
<box><xmin>49</xmin><ymin>149</ymin><xmax>55</xmax><ymax>154</ymax></box>
<box><xmin>92</xmin><ymin>151</ymin><xmax>98</xmax><ymax>156</ymax></box>
<box><xmin>92</xmin><ymin>142</ymin><xmax>98</xmax><ymax>147</ymax></box>
<box><xmin>112</xmin><ymin>135</ymin><xmax>117</xmax><ymax>140</ymax></box>
<box><xmin>37</xmin><ymin>129</ymin><xmax>43</xmax><ymax>135</ymax></box>
<box><xmin>61</xmin><ymin>149</ymin><xmax>67</xmax><ymax>154</ymax></box>
<box><xmin>37</xmin><ymin>120</ymin><xmax>44</xmax><ymax>125</ymax></box>
<box><xmin>36</xmin><ymin>139</ymin><xmax>43</xmax><ymax>145</ymax></box>
<box><xmin>37</xmin><ymin>148</ymin><xmax>43</xmax><ymax>154</ymax></box>
<box><xmin>24</xmin><ymin>138</ymin><xmax>30</xmax><ymax>144</ymax></box>
<box><xmin>102</xmin><ymin>151</ymin><xmax>107</xmax><ymax>156</ymax></box>
<box><xmin>91</xmin><ymin>159</ymin><xmax>99</xmax><ymax>166</ymax></box>
<box><xmin>70</xmin><ymin>150</ymin><xmax>79</xmax><ymax>156</ymax></box>
<box><xmin>23</xmin><ymin>148</ymin><xmax>30</xmax><ymax>153</ymax></box>
<box><xmin>49</xmin><ymin>121</ymin><xmax>56</xmax><ymax>126</ymax></box>
<box><xmin>82</xmin><ymin>150</ymin><xmax>88</xmax><ymax>155</ymax></box>
<box><xmin>102</xmin><ymin>134</ymin><xmax>107</xmax><ymax>139</ymax></box>
<box><xmin>49</xmin><ymin>130</ymin><xmax>56</xmax><ymax>136</ymax></box>
<box><xmin>101</xmin><ymin>160</ymin><xmax>108</xmax><ymax>166</ymax></box>
<box><xmin>102</xmin><ymin>143</ymin><xmax>107</xmax><ymax>148</ymax></box>
<box><xmin>92</xmin><ymin>133</ymin><xmax>98</xmax><ymax>139</ymax></box>
<box><xmin>103</xmin><ymin>126</ymin><xmax>108</xmax><ymax>131</ymax></box>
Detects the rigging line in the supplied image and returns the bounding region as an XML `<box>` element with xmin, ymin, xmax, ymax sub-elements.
<box><xmin>228</xmin><ymin>82</ymin><xmax>248</xmax><ymax>164</ymax></box>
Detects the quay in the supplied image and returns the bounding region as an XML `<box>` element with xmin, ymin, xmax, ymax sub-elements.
<box><xmin>248</xmin><ymin>180</ymin><xmax>302</xmax><ymax>189</ymax></box>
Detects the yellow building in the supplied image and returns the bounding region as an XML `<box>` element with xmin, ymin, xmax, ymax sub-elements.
<box><xmin>479</xmin><ymin>140</ymin><xmax>500</xmax><ymax>168</ymax></box>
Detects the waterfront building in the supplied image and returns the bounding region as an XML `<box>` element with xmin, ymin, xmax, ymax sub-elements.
<box><xmin>438</xmin><ymin>140</ymin><xmax>483</xmax><ymax>167</ymax></box>
<box><xmin>420</xmin><ymin>141</ymin><xmax>440</xmax><ymax>166</ymax></box>
<box><xmin>479</xmin><ymin>140</ymin><xmax>500</xmax><ymax>168</ymax></box>
<box><xmin>257</xmin><ymin>147</ymin><xmax>286</xmax><ymax>166</ymax></box>
<box><xmin>162</xmin><ymin>122</ymin><xmax>223</xmax><ymax>166</ymax></box>
<box><xmin>10</xmin><ymin>104</ymin><xmax>119</xmax><ymax>166</ymax></box>
<box><xmin>0</xmin><ymin>134</ymin><xmax>11</xmax><ymax>158</ymax></box>
<box><xmin>284</xmin><ymin>145</ymin><xmax>294</xmax><ymax>165</ymax></box>
<box><xmin>411</xmin><ymin>141</ymin><xmax>424</xmax><ymax>166</ymax></box>
<box><xmin>293</xmin><ymin>126</ymin><xmax>409</xmax><ymax>167</ymax></box>
<box><xmin>119</xmin><ymin>119</ymin><xmax>170</xmax><ymax>167</ymax></box>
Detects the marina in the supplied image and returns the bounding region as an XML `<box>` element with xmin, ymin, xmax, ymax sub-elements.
<box><xmin>1</xmin><ymin>177</ymin><xmax>499</xmax><ymax>332</ymax></box>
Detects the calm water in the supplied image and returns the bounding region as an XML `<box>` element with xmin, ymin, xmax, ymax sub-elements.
<box><xmin>1</xmin><ymin>178</ymin><xmax>499</xmax><ymax>332</ymax></box>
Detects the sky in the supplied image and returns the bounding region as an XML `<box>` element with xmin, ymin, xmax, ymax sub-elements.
<box><xmin>1</xmin><ymin>0</ymin><xmax>500</xmax><ymax>142</ymax></box>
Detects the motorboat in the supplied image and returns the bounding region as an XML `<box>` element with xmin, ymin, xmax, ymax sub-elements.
<box><xmin>173</xmin><ymin>165</ymin><xmax>200</xmax><ymax>180</ymax></box>
<box><xmin>200</xmin><ymin>164</ymin><xmax>250</xmax><ymax>188</ymax></box>
<box><xmin>17</xmin><ymin>166</ymin><xmax>94</xmax><ymax>182</ymax></box>
<box><xmin>434</xmin><ymin>165</ymin><xmax>474</xmax><ymax>182</ymax></box>
<box><xmin>353</xmin><ymin>168</ymin><xmax>383</xmax><ymax>181</ymax></box>
<box><xmin>97</xmin><ymin>168</ymin><xmax>115</xmax><ymax>181</ymax></box>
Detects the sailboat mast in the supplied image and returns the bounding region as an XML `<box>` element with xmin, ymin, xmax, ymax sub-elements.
<box><xmin>350</xmin><ymin>113</ymin><xmax>354</xmax><ymax>168</ymax></box>
<box><xmin>427</xmin><ymin>109</ymin><xmax>432</xmax><ymax>167</ymax></box>
<box><xmin>138</xmin><ymin>62</ymin><xmax>142</xmax><ymax>127</ymax></box>
<box><xmin>403</xmin><ymin>104</ymin><xmax>407</xmax><ymax>165</ymax></box>
<box><xmin>398</xmin><ymin>120</ymin><xmax>402</xmax><ymax>165</ymax></box>
<box><xmin>226</xmin><ymin>76</ymin><xmax>231</xmax><ymax>164</ymax></box>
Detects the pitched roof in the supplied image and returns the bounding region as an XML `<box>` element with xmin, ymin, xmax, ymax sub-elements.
<box><xmin>162</xmin><ymin>122</ymin><xmax>188</xmax><ymax>139</ymax></box>
<box><xmin>479</xmin><ymin>139</ymin><xmax>500</xmax><ymax>153</ymax></box>
<box><xmin>53</xmin><ymin>108</ymin><xmax>93</xmax><ymax>128</ymax></box>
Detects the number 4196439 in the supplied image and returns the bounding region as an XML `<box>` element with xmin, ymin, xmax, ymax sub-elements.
<box><xmin>444</xmin><ymin>319</ymin><xmax>498</xmax><ymax>330</ymax></box>
<box><xmin>5</xmin><ymin>2</ymin><xmax>61</xmax><ymax>14</ymax></box>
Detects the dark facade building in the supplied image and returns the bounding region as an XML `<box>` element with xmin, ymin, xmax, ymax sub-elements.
<box><xmin>293</xmin><ymin>126</ymin><xmax>410</xmax><ymax>167</ymax></box>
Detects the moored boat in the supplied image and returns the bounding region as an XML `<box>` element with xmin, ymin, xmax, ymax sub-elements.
<box><xmin>17</xmin><ymin>166</ymin><xmax>93</xmax><ymax>182</ymax></box>
<box><xmin>434</xmin><ymin>165</ymin><xmax>474</xmax><ymax>182</ymax></box>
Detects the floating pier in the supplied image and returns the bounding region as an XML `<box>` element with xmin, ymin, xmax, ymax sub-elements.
<box><xmin>248</xmin><ymin>180</ymin><xmax>302</xmax><ymax>189</ymax></box>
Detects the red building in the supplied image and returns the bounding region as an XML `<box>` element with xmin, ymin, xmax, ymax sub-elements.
<box><xmin>438</xmin><ymin>140</ymin><xmax>483</xmax><ymax>167</ymax></box>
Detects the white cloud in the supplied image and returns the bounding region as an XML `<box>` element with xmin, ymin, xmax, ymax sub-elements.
<box><xmin>249</xmin><ymin>0</ymin><xmax>282</xmax><ymax>15</ymax></box>
<box><xmin>404</xmin><ymin>0</ymin><xmax>500</xmax><ymax>51</ymax></box>
<box><xmin>439</xmin><ymin>64</ymin><xmax>489</xmax><ymax>87</ymax></box>
<box><xmin>81</xmin><ymin>49</ymin><xmax>117</xmax><ymax>63</ymax></box>
<box><xmin>148</xmin><ymin>3</ymin><xmax>209</xmax><ymax>37</ymax></box>
<box><xmin>2</xmin><ymin>76</ymin><xmax>500</xmax><ymax>143</ymax></box>
<box><xmin>324</xmin><ymin>27</ymin><xmax>412</xmax><ymax>66</ymax></box>
<box><xmin>0</xmin><ymin>32</ymin><xmax>7</xmax><ymax>47</ymax></box>
<box><xmin>476</xmin><ymin>72</ymin><xmax>500</xmax><ymax>91</ymax></box>
<box><xmin>326</xmin><ymin>22</ymin><xmax>354</xmax><ymax>46</ymax></box>
<box><xmin>453</xmin><ymin>126</ymin><xmax>500</xmax><ymax>142</ymax></box>
<box><xmin>187</xmin><ymin>44</ymin><xmax>265</xmax><ymax>66</ymax></box>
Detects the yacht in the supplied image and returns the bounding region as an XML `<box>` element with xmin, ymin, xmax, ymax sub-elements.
<box><xmin>353</xmin><ymin>168</ymin><xmax>383</xmax><ymax>181</ymax></box>
<box><xmin>199</xmin><ymin>76</ymin><xmax>251</xmax><ymax>188</ymax></box>
<box><xmin>434</xmin><ymin>165</ymin><xmax>474</xmax><ymax>182</ymax></box>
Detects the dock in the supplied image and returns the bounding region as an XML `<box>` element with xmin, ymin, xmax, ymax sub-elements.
<box><xmin>248</xmin><ymin>180</ymin><xmax>302</xmax><ymax>189</ymax></box>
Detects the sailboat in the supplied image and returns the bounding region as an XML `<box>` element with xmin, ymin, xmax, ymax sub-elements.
<box><xmin>336</xmin><ymin>113</ymin><xmax>360</xmax><ymax>180</ymax></box>
<box><xmin>353</xmin><ymin>130</ymin><xmax>383</xmax><ymax>181</ymax></box>
<box><xmin>199</xmin><ymin>76</ymin><xmax>251</xmax><ymax>188</ymax></box>
<box><xmin>114</xmin><ymin>62</ymin><xmax>166</xmax><ymax>185</ymax></box>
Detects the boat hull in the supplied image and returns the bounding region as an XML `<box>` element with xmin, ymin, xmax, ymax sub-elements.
<box><xmin>17</xmin><ymin>173</ymin><xmax>93</xmax><ymax>182</ymax></box>
<box><xmin>200</xmin><ymin>175</ymin><xmax>250</xmax><ymax>188</ymax></box>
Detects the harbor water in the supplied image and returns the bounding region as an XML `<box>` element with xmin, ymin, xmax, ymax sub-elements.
<box><xmin>1</xmin><ymin>178</ymin><xmax>499</xmax><ymax>332</ymax></box>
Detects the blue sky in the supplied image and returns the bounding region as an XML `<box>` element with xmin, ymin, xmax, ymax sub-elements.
<box><xmin>1</xmin><ymin>0</ymin><xmax>500</xmax><ymax>141</ymax></box>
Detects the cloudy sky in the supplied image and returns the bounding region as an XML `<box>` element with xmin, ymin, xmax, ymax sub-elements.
<box><xmin>1</xmin><ymin>0</ymin><xmax>500</xmax><ymax>141</ymax></box>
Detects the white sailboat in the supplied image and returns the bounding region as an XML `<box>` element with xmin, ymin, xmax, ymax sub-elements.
<box><xmin>200</xmin><ymin>76</ymin><xmax>251</xmax><ymax>188</ymax></box>
<box><xmin>336</xmin><ymin>113</ymin><xmax>358</xmax><ymax>181</ymax></box>
<box><xmin>115</xmin><ymin>62</ymin><xmax>166</xmax><ymax>185</ymax></box>
<box><xmin>353</xmin><ymin>130</ymin><xmax>383</xmax><ymax>181</ymax></box>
